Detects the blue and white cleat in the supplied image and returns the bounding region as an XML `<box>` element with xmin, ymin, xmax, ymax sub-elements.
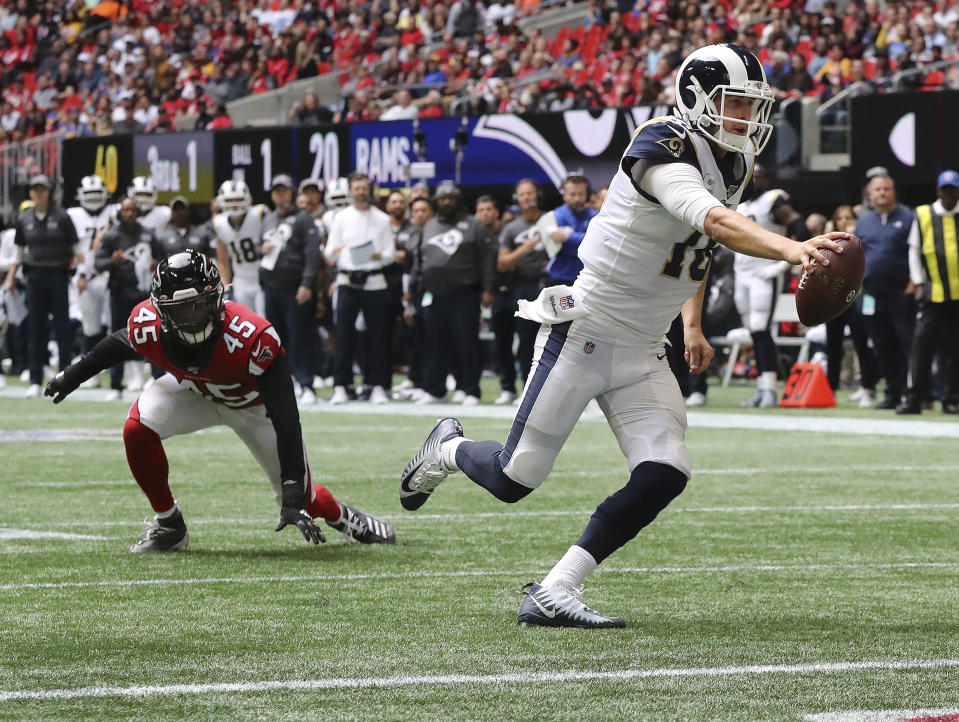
<box><xmin>517</xmin><ymin>582</ymin><xmax>626</xmax><ymax>628</ymax></box>
<box><xmin>399</xmin><ymin>417</ymin><xmax>463</xmax><ymax>511</ymax></box>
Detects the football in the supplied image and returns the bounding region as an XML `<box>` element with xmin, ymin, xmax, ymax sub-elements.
<box><xmin>795</xmin><ymin>235</ymin><xmax>866</xmax><ymax>326</ymax></box>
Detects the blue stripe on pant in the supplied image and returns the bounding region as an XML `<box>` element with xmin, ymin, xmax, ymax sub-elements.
<box><xmin>455</xmin><ymin>321</ymin><xmax>570</xmax><ymax>502</ymax></box>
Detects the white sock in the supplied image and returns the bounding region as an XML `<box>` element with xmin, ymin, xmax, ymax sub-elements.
<box><xmin>541</xmin><ymin>545</ymin><xmax>597</xmax><ymax>590</ymax></box>
<box><xmin>759</xmin><ymin>371</ymin><xmax>777</xmax><ymax>392</ymax></box>
<box><xmin>440</xmin><ymin>436</ymin><xmax>466</xmax><ymax>471</ymax></box>
<box><xmin>155</xmin><ymin>502</ymin><xmax>179</xmax><ymax>520</ymax></box>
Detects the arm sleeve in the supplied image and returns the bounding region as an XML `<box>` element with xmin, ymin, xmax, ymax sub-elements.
<box><xmin>479</xmin><ymin>224</ymin><xmax>497</xmax><ymax>292</ymax></box>
<box><xmin>907</xmin><ymin>218</ymin><xmax>924</xmax><ymax>285</ymax></box>
<box><xmin>13</xmin><ymin>219</ymin><xmax>25</xmax><ymax>248</ymax></box>
<box><xmin>56</xmin><ymin>329</ymin><xmax>142</xmax><ymax>392</ymax></box>
<box><xmin>641</xmin><ymin>162</ymin><xmax>724</xmax><ymax>234</ymax></box>
<box><xmin>256</xmin><ymin>352</ymin><xmax>306</xmax><ymax>486</ymax></box>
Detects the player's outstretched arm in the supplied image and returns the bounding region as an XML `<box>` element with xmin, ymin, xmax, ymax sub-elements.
<box><xmin>705</xmin><ymin>206</ymin><xmax>851</xmax><ymax>272</ymax></box>
<box><xmin>44</xmin><ymin>330</ymin><xmax>142</xmax><ymax>403</ymax></box>
<box><xmin>258</xmin><ymin>353</ymin><xmax>325</xmax><ymax>544</ymax></box>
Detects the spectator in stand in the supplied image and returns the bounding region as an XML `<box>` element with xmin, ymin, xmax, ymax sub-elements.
<box><xmin>816</xmin><ymin>41</ymin><xmax>852</xmax><ymax>82</ymax></box>
<box><xmin>547</xmin><ymin>175</ymin><xmax>597</xmax><ymax>286</ymax></box>
<box><xmin>193</xmin><ymin>99</ymin><xmax>215</xmax><ymax>131</ymax></box>
<box><xmin>782</xmin><ymin>52</ymin><xmax>814</xmax><ymax>95</ymax></box>
<box><xmin>413</xmin><ymin>180</ymin><xmax>496</xmax><ymax>405</ymax></box>
<box><xmin>324</xmin><ymin>173</ymin><xmax>395</xmax><ymax>405</ymax></box>
<box><xmin>381</xmin><ymin>89</ymin><xmax>420</xmax><ymax>120</ymax></box>
<box><xmin>208</xmin><ymin>103</ymin><xmax>233</xmax><ymax>130</ymax></box>
<box><xmin>808</xmin><ymin>35</ymin><xmax>831</xmax><ymax>78</ymax></box>
<box><xmin>856</xmin><ymin>172</ymin><xmax>916</xmax><ymax>410</ymax></box>
<box><xmin>145</xmin><ymin>106</ymin><xmax>178</xmax><ymax>134</ymax></box>
<box><xmin>289</xmin><ymin>92</ymin><xmax>334</xmax><ymax>126</ymax></box>
<box><xmin>447</xmin><ymin>0</ymin><xmax>487</xmax><ymax>38</ymax></box>
<box><xmin>418</xmin><ymin>90</ymin><xmax>445</xmax><ymax>118</ymax></box>
<box><xmin>111</xmin><ymin>98</ymin><xmax>144</xmax><ymax>135</ymax></box>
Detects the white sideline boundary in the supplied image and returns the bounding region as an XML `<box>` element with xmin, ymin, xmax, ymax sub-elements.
<box><xmin>806</xmin><ymin>710</ymin><xmax>959</xmax><ymax>722</ymax></box>
<box><xmin>3</xmin><ymin>560</ymin><xmax>957</xmax><ymax>592</ymax></box>
<box><xmin>1</xmin><ymin>658</ymin><xmax>957</xmax><ymax>702</ymax></box>
<box><xmin>4</xmin><ymin>386</ymin><xmax>959</xmax><ymax>438</ymax></box>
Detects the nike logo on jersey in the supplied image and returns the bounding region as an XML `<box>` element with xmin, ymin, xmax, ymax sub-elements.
<box><xmin>656</xmin><ymin>352</ymin><xmax>666</xmax><ymax>360</ymax></box>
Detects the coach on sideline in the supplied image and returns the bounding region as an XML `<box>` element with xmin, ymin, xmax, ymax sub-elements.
<box><xmin>3</xmin><ymin>174</ymin><xmax>79</xmax><ymax>398</ymax></box>
<box><xmin>260</xmin><ymin>174</ymin><xmax>324</xmax><ymax>406</ymax></box>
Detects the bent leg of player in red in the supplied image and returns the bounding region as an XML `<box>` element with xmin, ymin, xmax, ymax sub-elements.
<box><xmin>123</xmin><ymin>416</ymin><xmax>189</xmax><ymax>554</ymax></box>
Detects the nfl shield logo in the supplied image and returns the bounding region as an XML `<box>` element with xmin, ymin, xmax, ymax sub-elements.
<box><xmin>583</xmin><ymin>341</ymin><xmax>595</xmax><ymax>354</ymax></box>
<box><xmin>560</xmin><ymin>295</ymin><xmax>575</xmax><ymax>310</ymax></box>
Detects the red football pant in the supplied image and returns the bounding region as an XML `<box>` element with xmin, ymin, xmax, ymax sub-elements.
<box><xmin>123</xmin><ymin>417</ymin><xmax>175</xmax><ymax>514</ymax></box>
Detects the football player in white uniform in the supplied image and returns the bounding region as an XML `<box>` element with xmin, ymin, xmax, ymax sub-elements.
<box><xmin>321</xmin><ymin>177</ymin><xmax>350</xmax><ymax>234</ymax></box>
<box><xmin>399</xmin><ymin>44</ymin><xmax>853</xmax><ymax>628</ymax></box>
<box><xmin>69</xmin><ymin>175</ymin><xmax>118</xmax><ymax>372</ymax></box>
<box><xmin>127</xmin><ymin>176</ymin><xmax>172</xmax><ymax>232</ymax></box>
<box><xmin>213</xmin><ymin>180</ymin><xmax>266</xmax><ymax>315</ymax></box>
<box><xmin>733</xmin><ymin>164</ymin><xmax>808</xmax><ymax>407</ymax></box>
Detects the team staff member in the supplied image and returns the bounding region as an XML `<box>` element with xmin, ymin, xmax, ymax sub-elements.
<box><xmin>260</xmin><ymin>174</ymin><xmax>324</xmax><ymax>405</ymax></box>
<box><xmin>325</xmin><ymin>173</ymin><xmax>395</xmax><ymax>405</ymax></box>
<box><xmin>399</xmin><ymin>196</ymin><xmax>434</xmax><ymax>397</ymax></box>
<box><xmin>546</xmin><ymin>174</ymin><xmax>598</xmax><ymax>285</ymax></box>
<box><xmin>44</xmin><ymin>250</ymin><xmax>395</xmax><ymax>552</ymax></box>
<box><xmin>497</xmin><ymin>179</ymin><xmax>549</xmax><ymax>393</ymax></box>
<box><xmin>95</xmin><ymin>197</ymin><xmax>163</xmax><ymax>400</ymax></box>
<box><xmin>856</xmin><ymin>173</ymin><xmax>916</xmax><ymax>409</ymax></box>
<box><xmin>412</xmin><ymin>180</ymin><xmax>496</xmax><ymax>405</ymax></box>
<box><xmin>3</xmin><ymin>174</ymin><xmax>79</xmax><ymax>398</ymax></box>
<box><xmin>898</xmin><ymin>170</ymin><xmax>959</xmax><ymax>414</ymax></box>
<box><xmin>154</xmin><ymin>196</ymin><xmax>216</xmax><ymax>258</ymax></box>
<box><xmin>385</xmin><ymin>191</ymin><xmax>415</xmax><ymax>382</ymax></box>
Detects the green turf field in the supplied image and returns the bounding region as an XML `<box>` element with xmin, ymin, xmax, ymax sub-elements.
<box><xmin>1</xmin><ymin>385</ymin><xmax>958</xmax><ymax>720</ymax></box>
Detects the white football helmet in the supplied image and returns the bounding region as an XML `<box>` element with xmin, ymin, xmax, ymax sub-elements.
<box><xmin>674</xmin><ymin>43</ymin><xmax>774</xmax><ymax>155</ymax></box>
<box><xmin>324</xmin><ymin>177</ymin><xmax>350</xmax><ymax>211</ymax></box>
<box><xmin>216</xmin><ymin>179</ymin><xmax>252</xmax><ymax>220</ymax></box>
<box><xmin>128</xmin><ymin>176</ymin><xmax>158</xmax><ymax>213</ymax></box>
<box><xmin>77</xmin><ymin>175</ymin><xmax>109</xmax><ymax>212</ymax></box>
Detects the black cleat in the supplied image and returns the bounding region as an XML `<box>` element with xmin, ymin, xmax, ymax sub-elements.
<box><xmin>129</xmin><ymin>510</ymin><xmax>189</xmax><ymax>554</ymax></box>
<box><xmin>328</xmin><ymin>503</ymin><xmax>396</xmax><ymax>544</ymax></box>
<box><xmin>399</xmin><ymin>417</ymin><xmax>463</xmax><ymax>511</ymax></box>
<box><xmin>517</xmin><ymin>582</ymin><xmax>626</xmax><ymax>629</ymax></box>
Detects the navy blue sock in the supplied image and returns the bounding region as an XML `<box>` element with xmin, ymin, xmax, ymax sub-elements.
<box><xmin>455</xmin><ymin>440</ymin><xmax>532</xmax><ymax>503</ymax></box>
<box><xmin>576</xmin><ymin>461</ymin><xmax>688</xmax><ymax>564</ymax></box>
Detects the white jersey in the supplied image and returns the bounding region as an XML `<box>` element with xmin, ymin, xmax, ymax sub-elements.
<box><xmin>321</xmin><ymin>208</ymin><xmax>340</xmax><ymax>236</ymax></box>
<box><xmin>734</xmin><ymin>189</ymin><xmax>789</xmax><ymax>274</ymax></box>
<box><xmin>213</xmin><ymin>205</ymin><xmax>267</xmax><ymax>287</ymax></box>
<box><xmin>67</xmin><ymin>204</ymin><xmax>117</xmax><ymax>276</ymax></box>
<box><xmin>575</xmin><ymin>116</ymin><xmax>752</xmax><ymax>339</ymax></box>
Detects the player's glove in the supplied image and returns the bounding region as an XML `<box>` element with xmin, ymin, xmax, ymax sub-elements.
<box><xmin>44</xmin><ymin>369</ymin><xmax>81</xmax><ymax>404</ymax></box>
<box><xmin>275</xmin><ymin>479</ymin><xmax>325</xmax><ymax>544</ymax></box>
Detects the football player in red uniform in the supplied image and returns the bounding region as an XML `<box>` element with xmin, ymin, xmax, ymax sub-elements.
<box><xmin>45</xmin><ymin>249</ymin><xmax>395</xmax><ymax>553</ymax></box>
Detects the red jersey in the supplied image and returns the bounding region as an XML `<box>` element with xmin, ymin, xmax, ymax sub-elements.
<box><xmin>127</xmin><ymin>300</ymin><xmax>283</xmax><ymax>409</ymax></box>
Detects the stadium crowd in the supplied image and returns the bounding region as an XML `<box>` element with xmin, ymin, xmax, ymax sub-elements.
<box><xmin>1</xmin><ymin>0</ymin><xmax>958</xmax><ymax>143</ymax></box>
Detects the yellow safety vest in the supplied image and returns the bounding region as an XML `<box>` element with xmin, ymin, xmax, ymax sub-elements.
<box><xmin>915</xmin><ymin>204</ymin><xmax>959</xmax><ymax>302</ymax></box>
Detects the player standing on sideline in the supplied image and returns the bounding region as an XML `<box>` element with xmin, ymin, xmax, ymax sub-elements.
<box><xmin>44</xmin><ymin>249</ymin><xmax>395</xmax><ymax>552</ymax></box>
<box><xmin>127</xmin><ymin>176</ymin><xmax>172</xmax><ymax>232</ymax></box>
<box><xmin>69</xmin><ymin>175</ymin><xmax>118</xmax><ymax>387</ymax></box>
<box><xmin>213</xmin><ymin>180</ymin><xmax>267</xmax><ymax>316</ymax></box>
<box><xmin>399</xmin><ymin>44</ymin><xmax>851</xmax><ymax>627</ymax></box>
<box><xmin>732</xmin><ymin>164</ymin><xmax>808</xmax><ymax>407</ymax></box>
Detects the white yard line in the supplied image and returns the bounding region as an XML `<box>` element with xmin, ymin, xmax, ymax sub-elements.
<box><xmin>1</xmin><ymin>658</ymin><xmax>957</xmax><ymax>702</ymax></box>
<box><xmin>2</xmin><ymin>561</ymin><xmax>957</xmax><ymax>592</ymax></box>
<box><xmin>0</xmin><ymin>529</ymin><xmax>109</xmax><ymax>541</ymax></box>
<box><xmin>806</xmin><ymin>709</ymin><xmax>959</xmax><ymax>722</ymax></box>
<box><xmin>10</xmin><ymin>500</ymin><xmax>959</xmax><ymax>530</ymax></box>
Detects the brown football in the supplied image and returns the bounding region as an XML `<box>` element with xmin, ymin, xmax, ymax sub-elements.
<box><xmin>795</xmin><ymin>235</ymin><xmax>866</xmax><ymax>326</ymax></box>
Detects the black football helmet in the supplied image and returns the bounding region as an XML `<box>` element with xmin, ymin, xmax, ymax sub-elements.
<box><xmin>674</xmin><ymin>43</ymin><xmax>774</xmax><ymax>155</ymax></box>
<box><xmin>151</xmin><ymin>250</ymin><xmax>224</xmax><ymax>344</ymax></box>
